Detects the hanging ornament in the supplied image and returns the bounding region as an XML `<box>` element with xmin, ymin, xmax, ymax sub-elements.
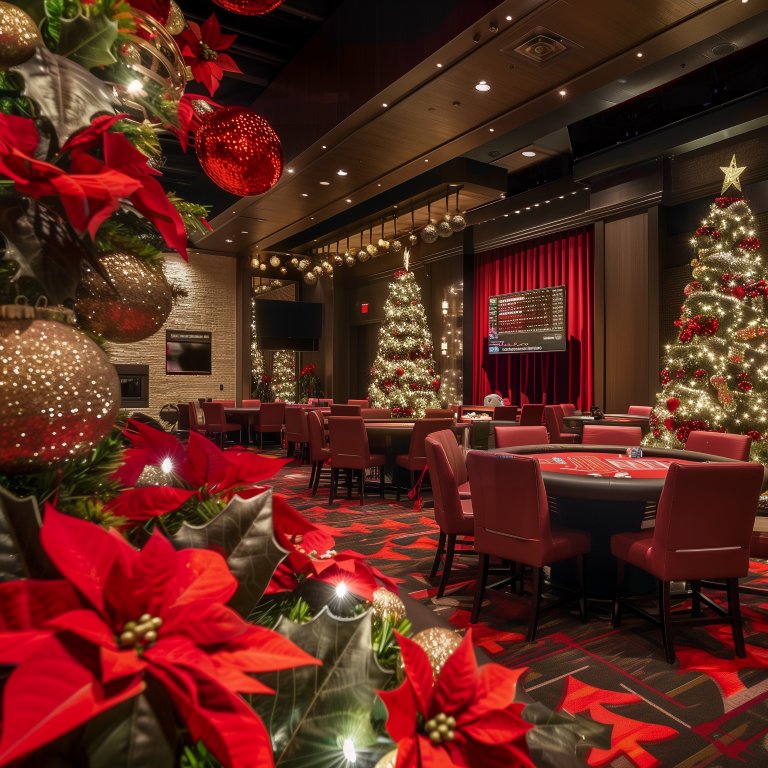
<box><xmin>0</xmin><ymin>2</ymin><xmax>41</xmax><ymax>69</ymax></box>
<box><xmin>437</xmin><ymin>215</ymin><xmax>453</xmax><ymax>238</ymax></box>
<box><xmin>420</xmin><ymin>223</ymin><xmax>438</xmax><ymax>244</ymax></box>
<box><xmin>332</xmin><ymin>253</ymin><xmax>344</xmax><ymax>267</ymax></box>
<box><xmin>344</xmin><ymin>253</ymin><xmax>356</xmax><ymax>267</ymax></box>
<box><xmin>196</xmin><ymin>107</ymin><xmax>283</xmax><ymax>196</ymax></box>
<box><xmin>0</xmin><ymin>303</ymin><xmax>121</xmax><ymax>474</ymax></box>
<box><xmin>408</xmin><ymin>233</ymin><xmax>419</xmax><ymax>246</ymax></box>
<box><xmin>165</xmin><ymin>0</ymin><xmax>186</xmax><ymax>34</ymax></box>
<box><xmin>313</xmin><ymin>265</ymin><xmax>323</xmax><ymax>275</ymax></box>
<box><xmin>390</xmin><ymin>239</ymin><xmax>403</xmax><ymax>253</ymax></box>
<box><xmin>212</xmin><ymin>0</ymin><xmax>284</xmax><ymax>14</ymax></box>
<box><xmin>371</xmin><ymin>588</ymin><xmax>406</xmax><ymax>624</ymax></box>
<box><xmin>411</xmin><ymin>627</ymin><xmax>461</xmax><ymax>679</ymax></box>
<box><xmin>268</xmin><ymin>254</ymin><xmax>281</xmax><ymax>268</ymax></box>
<box><xmin>357</xmin><ymin>232</ymin><xmax>370</xmax><ymax>263</ymax></box>
<box><xmin>450</xmin><ymin>189</ymin><xmax>466</xmax><ymax>231</ymax></box>
<box><xmin>303</xmin><ymin>271</ymin><xmax>317</xmax><ymax>285</ymax></box>
<box><xmin>321</xmin><ymin>260</ymin><xmax>333</xmax><ymax>274</ymax></box>
<box><xmin>113</xmin><ymin>9</ymin><xmax>186</xmax><ymax>122</ymax></box>
<box><xmin>75</xmin><ymin>251</ymin><xmax>173</xmax><ymax>344</ymax></box>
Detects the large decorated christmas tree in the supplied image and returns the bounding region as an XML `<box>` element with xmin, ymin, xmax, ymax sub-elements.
<box><xmin>368</xmin><ymin>252</ymin><xmax>441</xmax><ymax>417</ymax></box>
<box><xmin>272</xmin><ymin>349</ymin><xmax>296</xmax><ymax>402</ymax></box>
<box><xmin>644</xmin><ymin>156</ymin><xmax>768</xmax><ymax>463</ymax></box>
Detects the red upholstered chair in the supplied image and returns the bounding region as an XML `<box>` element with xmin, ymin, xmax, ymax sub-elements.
<box><xmin>685</xmin><ymin>431</ymin><xmax>752</xmax><ymax>461</ymax></box>
<box><xmin>253</xmin><ymin>402</ymin><xmax>286</xmax><ymax>448</ymax></box>
<box><xmin>494</xmin><ymin>425</ymin><xmax>549</xmax><ymax>449</ymax></box>
<box><xmin>559</xmin><ymin>403</ymin><xmax>578</xmax><ymax>417</ymax></box>
<box><xmin>428</xmin><ymin>429</ymin><xmax>470</xmax><ymax>498</ymax></box>
<box><xmin>466</xmin><ymin>451</ymin><xmax>591</xmax><ymax>641</ymax></box>
<box><xmin>424</xmin><ymin>408</ymin><xmax>455</xmax><ymax>419</ymax></box>
<box><xmin>242</xmin><ymin>399</ymin><xmax>261</xmax><ymax>407</ymax></box>
<box><xmin>360</xmin><ymin>408</ymin><xmax>392</xmax><ymax>419</ymax></box>
<box><xmin>284</xmin><ymin>405</ymin><xmax>310</xmax><ymax>462</ymax></box>
<box><xmin>327</xmin><ymin>416</ymin><xmax>385</xmax><ymax>505</ymax></box>
<box><xmin>330</xmin><ymin>403</ymin><xmax>362</xmax><ymax>416</ymax></box>
<box><xmin>425</xmin><ymin>433</ymin><xmax>474</xmax><ymax>596</ymax></box>
<box><xmin>394</xmin><ymin>418</ymin><xmax>454</xmax><ymax>500</ymax></box>
<box><xmin>211</xmin><ymin>399</ymin><xmax>235</xmax><ymax>407</ymax></box>
<box><xmin>348</xmin><ymin>399</ymin><xmax>369</xmax><ymax>408</ymax></box>
<box><xmin>493</xmin><ymin>405</ymin><xmax>518</xmax><ymax>421</ymax></box>
<box><xmin>200</xmin><ymin>402</ymin><xmax>242</xmax><ymax>447</ymax></box>
<box><xmin>519</xmin><ymin>403</ymin><xmax>545</xmax><ymax>426</ymax></box>
<box><xmin>185</xmin><ymin>401</ymin><xmax>208</xmax><ymax>436</ymax></box>
<box><xmin>582</xmin><ymin>425</ymin><xmax>643</xmax><ymax>446</ymax></box>
<box><xmin>611</xmin><ymin>461</ymin><xmax>764</xmax><ymax>663</ymax></box>
<box><xmin>306</xmin><ymin>409</ymin><xmax>331</xmax><ymax>495</ymax></box>
<box><xmin>627</xmin><ymin>405</ymin><xmax>653</xmax><ymax>417</ymax></box>
<box><xmin>544</xmin><ymin>405</ymin><xmax>578</xmax><ymax>444</ymax></box>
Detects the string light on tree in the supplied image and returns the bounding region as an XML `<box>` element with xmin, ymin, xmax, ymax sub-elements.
<box><xmin>271</xmin><ymin>349</ymin><xmax>296</xmax><ymax>403</ymax></box>
<box><xmin>644</xmin><ymin>156</ymin><xmax>768</xmax><ymax>462</ymax></box>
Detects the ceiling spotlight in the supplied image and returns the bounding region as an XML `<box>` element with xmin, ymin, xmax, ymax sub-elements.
<box><xmin>505</xmin><ymin>14</ymin><xmax>512</xmax><ymax>21</ymax></box>
<box><xmin>286</xmin><ymin>168</ymin><xmax>294</xmax><ymax>173</ymax></box>
<box><xmin>521</xmin><ymin>150</ymin><xmax>537</xmax><ymax>158</ymax></box>
<box><xmin>489</xmin><ymin>127</ymin><xmax>495</xmax><ymax>132</ymax></box>
<box><xmin>475</xmin><ymin>80</ymin><xmax>491</xmax><ymax>92</ymax></box>
<box><xmin>336</xmin><ymin>169</ymin><xmax>348</xmax><ymax>176</ymax></box>
<box><xmin>319</xmin><ymin>181</ymin><xmax>330</xmax><ymax>186</ymax></box>
<box><xmin>559</xmin><ymin>89</ymin><xmax>567</xmax><ymax>96</ymax></box>
<box><xmin>382</xmin><ymin>102</ymin><xmax>388</xmax><ymax>108</ymax></box>
<box><xmin>240</xmin><ymin>230</ymin><xmax>248</xmax><ymax>234</ymax></box>
<box><xmin>301</xmin><ymin>193</ymin><xmax>308</xmax><ymax>197</ymax></box>
<box><xmin>346</xmin><ymin>198</ymin><xmax>352</xmax><ymax>203</ymax></box>
<box><xmin>321</xmin><ymin>144</ymin><xmax>327</xmax><ymax>149</ymax></box>
<box><xmin>636</xmin><ymin>51</ymin><xmax>643</xmax><ymax>58</ymax></box>
<box><xmin>436</xmin><ymin>63</ymin><xmax>443</xmax><ymax>68</ymax></box>
<box><xmin>225</xmin><ymin>238</ymin><xmax>233</xmax><ymax>243</ymax></box>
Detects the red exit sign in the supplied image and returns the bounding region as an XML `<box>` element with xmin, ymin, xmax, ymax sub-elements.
<box><xmin>361</xmin><ymin>303</ymin><xmax>369</xmax><ymax>314</ymax></box>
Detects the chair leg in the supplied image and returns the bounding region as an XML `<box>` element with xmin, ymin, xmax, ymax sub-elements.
<box><xmin>691</xmin><ymin>580</ymin><xmax>702</xmax><ymax>616</ymax></box>
<box><xmin>727</xmin><ymin>577</ymin><xmax>746</xmax><ymax>658</ymax></box>
<box><xmin>328</xmin><ymin>467</ymin><xmax>339</xmax><ymax>505</ymax></box>
<box><xmin>576</xmin><ymin>553</ymin><xmax>587</xmax><ymax>623</ymax></box>
<box><xmin>308</xmin><ymin>462</ymin><xmax>316</xmax><ymax>489</ymax></box>
<box><xmin>612</xmin><ymin>558</ymin><xmax>625</xmax><ymax>628</ymax></box>
<box><xmin>430</xmin><ymin>531</ymin><xmax>446</xmax><ymax>579</ymax></box>
<box><xmin>437</xmin><ymin>534</ymin><xmax>457</xmax><ymax>598</ymax></box>
<box><xmin>527</xmin><ymin>566</ymin><xmax>544</xmax><ymax>643</ymax></box>
<box><xmin>471</xmin><ymin>553</ymin><xmax>489</xmax><ymax>623</ymax></box>
<box><xmin>660</xmin><ymin>580</ymin><xmax>676</xmax><ymax>664</ymax></box>
<box><xmin>359</xmin><ymin>470</ymin><xmax>365</xmax><ymax>506</ymax></box>
<box><xmin>379</xmin><ymin>466</ymin><xmax>385</xmax><ymax>498</ymax></box>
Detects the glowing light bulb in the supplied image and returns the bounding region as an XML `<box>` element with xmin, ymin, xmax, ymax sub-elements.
<box><xmin>161</xmin><ymin>458</ymin><xmax>173</xmax><ymax>474</ymax></box>
<box><xmin>126</xmin><ymin>79</ymin><xmax>144</xmax><ymax>94</ymax></box>
<box><xmin>343</xmin><ymin>739</ymin><xmax>357</xmax><ymax>763</ymax></box>
<box><xmin>335</xmin><ymin>581</ymin><xmax>348</xmax><ymax>599</ymax></box>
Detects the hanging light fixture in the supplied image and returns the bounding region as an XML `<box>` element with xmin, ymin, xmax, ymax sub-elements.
<box><xmin>333</xmin><ymin>241</ymin><xmax>344</xmax><ymax>267</ymax></box>
<box><xmin>408</xmin><ymin>206</ymin><xmax>419</xmax><ymax>246</ymax></box>
<box><xmin>269</xmin><ymin>254</ymin><xmax>281</xmax><ymax>268</ymax></box>
<box><xmin>366</xmin><ymin>224</ymin><xmax>379</xmax><ymax>257</ymax></box>
<box><xmin>437</xmin><ymin>190</ymin><xmax>453</xmax><ymax>238</ymax></box>
<box><xmin>420</xmin><ymin>202</ymin><xmax>438</xmax><ymax>243</ymax></box>
<box><xmin>344</xmin><ymin>236</ymin><xmax>356</xmax><ymax>267</ymax></box>
<box><xmin>357</xmin><ymin>230</ymin><xmax>370</xmax><ymax>262</ymax></box>
<box><xmin>377</xmin><ymin>218</ymin><xmax>390</xmax><ymax>251</ymax></box>
<box><xmin>450</xmin><ymin>188</ymin><xmax>467</xmax><ymax>232</ymax></box>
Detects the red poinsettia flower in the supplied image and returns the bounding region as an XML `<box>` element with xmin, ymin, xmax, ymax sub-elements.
<box><xmin>171</xmin><ymin>93</ymin><xmax>222</xmax><ymax>151</ymax></box>
<box><xmin>379</xmin><ymin>629</ymin><xmax>534</xmax><ymax>768</ymax></box>
<box><xmin>0</xmin><ymin>506</ymin><xmax>319</xmax><ymax>767</ymax></box>
<box><xmin>178</xmin><ymin>14</ymin><xmax>242</xmax><ymax>96</ymax></box>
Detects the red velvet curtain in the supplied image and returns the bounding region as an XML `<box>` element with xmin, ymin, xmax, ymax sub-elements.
<box><xmin>472</xmin><ymin>227</ymin><xmax>594</xmax><ymax>409</ymax></box>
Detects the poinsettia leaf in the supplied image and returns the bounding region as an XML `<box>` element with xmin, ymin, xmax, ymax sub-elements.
<box><xmin>166</xmin><ymin>491</ymin><xmax>289</xmax><ymax>617</ymax></box>
<box><xmin>11</xmin><ymin>47</ymin><xmax>117</xmax><ymax>148</ymax></box>
<box><xmin>521</xmin><ymin>701</ymin><xmax>612</xmax><ymax>768</ymax></box>
<box><xmin>252</xmin><ymin>606</ymin><xmax>394</xmax><ymax>768</ymax></box>
<box><xmin>0</xmin><ymin>484</ymin><xmax>56</xmax><ymax>580</ymax></box>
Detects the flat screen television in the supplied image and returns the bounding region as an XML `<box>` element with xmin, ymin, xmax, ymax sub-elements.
<box><xmin>488</xmin><ymin>286</ymin><xmax>566</xmax><ymax>354</ymax></box>
<box><xmin>166</xmin><ymin>330</ymin><xmax>212</xmax><ymax>375</ymax></box>
<box><xmin>253</xmin><ymin>299</ymin><xmax>323</xmax><ymax>351</ymax></box>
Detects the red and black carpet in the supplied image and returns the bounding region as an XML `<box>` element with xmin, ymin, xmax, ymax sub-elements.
<box><xmin>268</xmin><ymin>457</ymin><xmax>768</xmax><ymax>767</ymax></box>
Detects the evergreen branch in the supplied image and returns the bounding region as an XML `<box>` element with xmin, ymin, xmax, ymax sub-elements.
<box><xmin>95</xmin><ymin>219</ymin><xmax>164</xmax><ymax>265</ymax></box>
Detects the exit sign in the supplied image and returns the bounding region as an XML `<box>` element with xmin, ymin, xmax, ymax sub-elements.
<box><xmin>361</xmin><ymin>303</ymin><xmax>369</xmax><ymax>314</ymax></box>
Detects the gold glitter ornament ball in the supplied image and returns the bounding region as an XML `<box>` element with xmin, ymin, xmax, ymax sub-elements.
<box><xmin>411</xmin><ymin>627</ymin><xmax>462</xmax><ymax>678</ymax></box>
<box><xmin>374</xmin><ymin>749</ymin><xmax>398</xmax><ymax>768</ymax></box>
<box><xmin>75</xmin><ymin>251</ymin><xmax>173</xmax><ymax>343</ymax></box>
<box><xmin>165</xmin><ymin>0</ymin><xmax>186</xmax><ymax>35</ymax></box>
<box><xmin>0</xmin><ymin>2</ymin><xmax>41</xmax><ymax>69</ymax></box>
<box><xmin>0</xmin><ymin>306</ymin><xmax>121</xmax><ymax>473</ymax></box>
<box><xmin>372</xmin><ymin>588</ymin><xmax>406</xmax><ymax>624</ymax></box>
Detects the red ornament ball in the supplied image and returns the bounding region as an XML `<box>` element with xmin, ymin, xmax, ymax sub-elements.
<box><xmin>652</xmin><ymin>428</ymin><xmax>662</xmax><ymax>439</ymax></box>
<box><xmin>738</xmin><ymin>381</ymin><xmax>753</xmax><ymax>392</ymax></box>
<box><xmin>432</xmin><ymin>378</ymin><xmax>440</xmax><ymax>391</ymax></box>
<box><xmin>694</xmin><ymin>368</ymin><xmax>707</xmax><ymax>378</ymax></box>
<box><xmin>747</xmin><ymin>430</ymin><xmax>761</xmax><ymax>442</ymax></box>
<box><xmin>664</xmin><ymin>418</ymin><xmax>674</xmax><ymax>431</ymax></box>
<box><xmin>211</xmin><ymin>0</ymin><xmax>283</xmax><ymax>14</ymax></box>
<box><xmin>666</xmin><ymin>397</ymin><xmax>681</xmax><ymax>413</ymax></box>
<box><xmin>396</xmin><ymin>367</ymin><xmax>404</xmax><ymax>377</ymax></box>
<box><xmin>196</xmin><ymin>107</ymin><xmax>283</xmax><ymax>195</ymax></box>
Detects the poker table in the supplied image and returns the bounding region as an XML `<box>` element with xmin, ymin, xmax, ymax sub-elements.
<box><xmin>562</xmin><ymin>413</ymin><xmax>650</xmax><ymax>439</ymax></box>
<box><xmin>490</xmin><ymin>444</ymin><xmax>761</xmax><ymax>595</ymax></box>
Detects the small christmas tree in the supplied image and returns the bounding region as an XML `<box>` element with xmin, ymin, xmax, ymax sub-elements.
<box><xmin>644</xmin><ymin>156</ymin><xmax>767</xmax><ymax>463</ymax></box>
<box><xmin>272</xmin><ymin>350</ymin><xmax>296</xmax><ymax>403</ymax></box>
<box><xmin>368</xmin><ymin>252</ymin><xmax>441</xmax><ymax>417</ymax></box>
<box><xmin>250</xmin><ymin>299</ymin><xmax>267</xmax><ymax>397</ymax></box>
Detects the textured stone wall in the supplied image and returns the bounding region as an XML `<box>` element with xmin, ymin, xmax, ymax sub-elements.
<box><xmin>107</xmin><ymin>252</ymin><xmax>237</xmax><ymax>416</ymax></box>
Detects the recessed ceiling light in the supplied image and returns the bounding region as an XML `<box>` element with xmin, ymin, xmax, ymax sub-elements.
<box><xmin>521</xmin><ymin>150</ymin><xmax>537</xmax><ymax>157</ymax></box>
<box><xmin>346</xmin><ymin>198</ymin><xmax>352</xmax><ymax>203</ymax></box>
<box><xmin>503</xmin><ymin>213</ymin><xmax>509</xmax><ymax>217</ymax></box>
<box><xmin>377</xmin><ymin>183</ymin><xmax>381</xmax><ymax>187</ymax></box>
<box><xmin>525</xmin><ymin>206</ymin><xmax>531</xmax><ymax>210</ymax></box>
<box><xmin>240</xmin><ymin>230</ymin><xmax>248</xmax><ymax>234</ymax></box>
<box><xmin>382</xmin><ymin>102</ymin><xmax>388</xmax><ymax>108</ymax></box>
<box><xmin>559</xmin><ymin>89</ymin><xmax>567</xmax><ymax>96</ymax></box>
<box><xmin>514</xmin><ymin>210</ymin><xmax>521</xmax><ymax>214</ymax></box>
<box><xmin>336</xmin><ymin>169</ymin><xmax>348</xmax><ymax>176</ymax></box>
<box><xmin>310</xmin><ymin>217</ymin><xmax>314</xmax><ymax>220</ymax></box>
<box><xmin>225</xmin><ymin>238</ymin><xmax>233</xmax><ymax>243</ymax></box>
<box><xmin>505</xmin><ymin>15</ymin><xmax>512</xmax><ymax>21</ymax></box>
<box><xmin>424</xmin><ymin>159</ymin><xmax>429</xmax><ymax>163</ymax></box>
<box><xmin>534</xmin><ymin>203</ymin><xmax>540</xmax><ymax>207</ymax></box>
<box><xmin>286</xmin><ymin>168</ymin><xmax>294</xmax><ymax>173</ymax></box>
<box><xmin>436</xmin><ymin>63</ymin><xmax>443</xmax><ymax>68</ymax></box>
<box><xmin>559</xmin><ymin>195</ymin><xmax>565</xmax><ymax>199</ymax></box>
<box><xmin>475</xmin><ymin>80</ymin><xmax>491</xmax><ymax>92</ymax></box>
<box><xmin>321</xmin><ymin>145</ymin><xmax>327</xmax><ymax>149</ymax></box>
<box><xmin>301</xmin><ymin>193</ymin><xmax>308</xmax><ymax>197</ymax></box>
<box><xmin>489</xmin><ymin>127</ymin><xmax>495</xmax><ymax>132</ymax></box>
<box><xmin>545</xmin><ymin>200</ymin><xmax>550</xmax><ymax>204</ymax></box>
<box><xmin>636</xmin><ymin>51</ymin><xmax>643</xmax><ymax>58</ymax></box>
<box><xmin>319</xmin><ymin>181</ymin><xmax>330</xmax><ymax>186</ymax></box>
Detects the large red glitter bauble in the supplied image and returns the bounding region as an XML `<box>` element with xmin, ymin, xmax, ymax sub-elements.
<box><xmin>196</xmin><ymin>107</ymin><xmax>283</xmax><ymax>196</ymax></box>
<box><xmin>211</xmin><ymin>0</ymin><xmax>283</xmax><ymax>15</ymax></box>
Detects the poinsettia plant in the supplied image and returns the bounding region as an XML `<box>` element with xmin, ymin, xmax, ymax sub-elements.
<box><xmin>0</xmin><ymin>505</ymin><xmax>320</xmax><ymax>767</ymax></box>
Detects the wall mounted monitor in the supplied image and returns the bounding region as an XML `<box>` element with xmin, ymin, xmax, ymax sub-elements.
<box><xmin>488</xmin><ymin>286</ymin><xmax>567</xmax><ymax>354</ymax></box>
<box><xmin>166</xmin><ymin>330</ymin><xmax>212</xmax><ymax>375</ymax></box>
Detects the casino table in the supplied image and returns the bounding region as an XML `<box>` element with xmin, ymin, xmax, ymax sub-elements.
<box><xmin>489</xmin><ymin>444</ymin><xmax>765</xmax><ymax>595</ymax></box>
<box><xmin>562</xmin><ymin>413</ymin><xmax>650</xmax><ymax>439</ymax></box>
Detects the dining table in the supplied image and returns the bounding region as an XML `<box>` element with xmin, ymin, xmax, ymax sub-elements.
<box><xmin>562</xmin><ymin>413</ymin><xmax>651</xmax><ymax>440</ymax></box>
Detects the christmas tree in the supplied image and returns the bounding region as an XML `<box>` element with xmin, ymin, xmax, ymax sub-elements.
<box><xmin>368</xmin><ymin>252</ymin><xmax>441</xmax><ymax>417</ymax></box>
<box><xmin>272</xmin><ymin>349</ymin><xmax>296</xmax><ymax>403</ymax></box>
<box><xmin>644</xmin><ymin>156</ymin><xmax>767</xmax><ymax>463</ymax></box>
<box><xmin>250</xmin><ymin>301</ymin><xmax>272</xmax><ymax>399</ymax></box>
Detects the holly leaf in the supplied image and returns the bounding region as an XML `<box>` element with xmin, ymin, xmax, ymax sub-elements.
<box><xmin>252</xmin><ymin>607</ymin><xmax>394</xmax><ymax>768</ymax></box>
<box><xmin>11</xmin><ymin>47</ymin><xmax>117</xmax><ymax>149</ymax></box>
<box><xmin>58</xmin><ymin>11</ymin><xmax>118</xmax><ymax>70</ymax></box>
<box><xmin>167</xmin><ymin>491</ymin><xmax>289</xmax><ymax>618</ymax></box>
<box><xmin>0</xmin><ymin>485</ymin><xmax>56</xmax><ymax>581</ymax></box>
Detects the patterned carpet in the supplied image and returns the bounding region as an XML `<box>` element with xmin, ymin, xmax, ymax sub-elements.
<box><xmin>267</xmin><ymin>454</ymin><xmax>768</xmax><ymax>768</ymax></box>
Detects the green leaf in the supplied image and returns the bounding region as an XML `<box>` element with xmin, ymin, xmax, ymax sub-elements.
<box><xmin>252</xmin><ymin>607</ymin><xmax>394</xmax><ymax>768</ymax></box>
<box><xmin>58</xmin><ymin>11</ymin><xmax>118</xmax><ymax>69</ymax></box>
<box><xmin>44</xmin><ymin>0</ymin><xmax>66</xmax><ymax>47</ymax></box>
<box><xmin>11</xmin><ymin>47</ymin><xmax>117</xmax><ymax>148</ymax></box>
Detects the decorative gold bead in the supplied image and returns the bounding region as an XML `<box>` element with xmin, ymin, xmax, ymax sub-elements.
<box><xmin>144</xmin><ymin>629</ymin><xmax>158</xmax><ymax>643</ymax></box>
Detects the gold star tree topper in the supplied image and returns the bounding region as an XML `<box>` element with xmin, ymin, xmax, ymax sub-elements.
<box><xmin>720</xmin><ymin>155</ymin><xmax>746</xmax><ymax>195</ymax></box>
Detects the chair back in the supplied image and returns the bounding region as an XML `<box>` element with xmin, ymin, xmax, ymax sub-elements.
<box><xmin>627</xmin><ymin>405</ymin><xmax>652</xmax><ymax>417</ymax></box>
<box><xmin>559</xmin><ymin>403</ymin><xmax>578</xmax><ymax>416</ymax></box>
<box><xmin>493</xmin><ymin>405</ymin><xmax>518</xmax><ymax>421</ymax></box>
<box><xmin>176</xmin><ymin>402</ymin><xmax>191</xmax><ymax>430</ymax></box>
<box><xmin>348</xmin><ymin>398</ymin><xmax>369</xmax><ymax>408</ymax></box>
<box><xmin>582</xmin><ymin>425</ymin><xmax>642</xmax><ymax>446</ymax></box>
<box><xmin>328</xmin><ymin>416</ymin><xmax>370</xmax><ymax>470</ymax></box>
<box><xmin>284</xmin><ymin>405</ymin><xmax>309</xmax><ymax>442</ymax></box>
<box><xmin>519</xmin><ymin>403</ymin><xmax>545</xmax><ymax>426</ymax></box>
<box><xmin>360</xmin><ymin>408</ymin><xmax>391</xmax><ymax>419</ymax></box>
<box><xmin>201</xmin><ymin>401</ymin><xmax>226</xmax><ymax>424</ymax></box>
<box><xmin>259</xmin><ymin>402</ymin><xmax>286</xmax><ymax>430</ymax></box>
<box><xmin>467</xmin><ymin>451</ymin><xmax>553</xmax><ymax>565</ymax></box>
<box><xmin>494</xmin><ymin>425</ymin><xmax>548</xmax><ymax>449</ymax></box>
<box><xmin>425</xmin><ymin>434</ymin><xmax>471</xmax><ymax>534</ymax></box>
<box><xmin>544</xmin><ymin>405</ymin><xmax>570</xmax><ymax>441</ymax></box>
<box><xmin>330</xmin><ymin>403</ymin><xmax>362</xmax><ymax>416</ymax></box>
<box><xmin>685</xmin><ymin>431</ymin><xmax>752</xmax><ymax>461</ymax></box>
<box><xmin>424</xmin><ymin>408</ymin><xmax>455</xmax><ymax>419</ymax></box>
<box><xmin>650</xmin><ymin>462</ymin><xmax>764</xmax><ymax>580</ymax></box>
<box><xmin>427</xmin><ymin>429</ymin><xmax>468</xmax><ymax>487</ymax></box>
<box><xmin>187</xmin><ymin>401</ymin><xmax>202</xmax><ymax>429</ymax></box>
<box><xmin>307</xmin><ymin>409</ymin><xmax>327</xmax><ymax>462</ymax></box>
<box><xmin>403</xmin><ymin>419</ymin><xmax>455</xmax><ymax>465</ymax></box>
<box><xmin>242</xmin><ymin>399</ymin><xmax>261</xmax><ymax>407</ymax></box>
<box><xmin>211</xmin><ymin>399</ymin><xmax>235</xmax><ymax>407</ymax></box>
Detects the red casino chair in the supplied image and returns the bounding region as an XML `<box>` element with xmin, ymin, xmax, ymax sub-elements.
<box><xmin>253</xmin><ymin>402</ymin><xmax>286</xmax><ymax>448</ymax></box>
<box><xmin>467</xmin><ymin>451</ymin><xmax>591</xmax><ymax>642</ymax></box>
<box><xmin>582</xmin><ymin>425</ymin><xmax>643</xmax><ymax>446</ymax></box>
<box><xmin>627</xmin><ymin>405</ymin><xmax>653</xmax><ymax>417</ymax></box>
<box><xmin>519</xmin><ymin>403</ymin><xmax>545</xmax><ymax>426</ymax></box>
<box><xmin>493</xmin><ymin>405</ymin><xmax>519</xmax><ymax>421</ymax></box>
<box><xmin>427</xmin><ymin>429</ymin><xmax>470</xmax><ymax>499</ymax></box>
<box><xmin>685</xmin><ymin>431</ymin><xmax>751</xmax><ymax>461</ymax></box>
<box><xmin>200</xmin><ymin>402</ymin><xmax>242</xmax><ymax>447</ymax></box>
<box><xmin>327</xmin><ymin>416</ymin><xmax>385</xmax><ymax>505</ymax></box>
<box><xmin>544</xmin><ymin>405</ymin><xmax>578</xmax><ymax>444</ymax></box>
<box><xmin>611</xmin><ymin>461</ymin><xmax>763</xmax><ymax>663</ymax></box>
<box><xmin>284</xmin><ymin>405</ymin><xmax>310</xmax><ymax>462</ymax></box>
<box><xmin>306</xmin><ymin>409</ymin><xmax>331</xmax><ymax>495</ymax></box>
<box><xmin>330</xmin><ymin>403</ymin><xmax>362</xmax><ymax>416</ymax></box>
<box><xmin>394</xmin><ymin>418</ymin><xmax>454</xmax><ymax>500</ymax></box>
<box><xmin>494</xmin><ymin>425</ymin><xmax>549</xmax><ymax>449</ymax></box>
